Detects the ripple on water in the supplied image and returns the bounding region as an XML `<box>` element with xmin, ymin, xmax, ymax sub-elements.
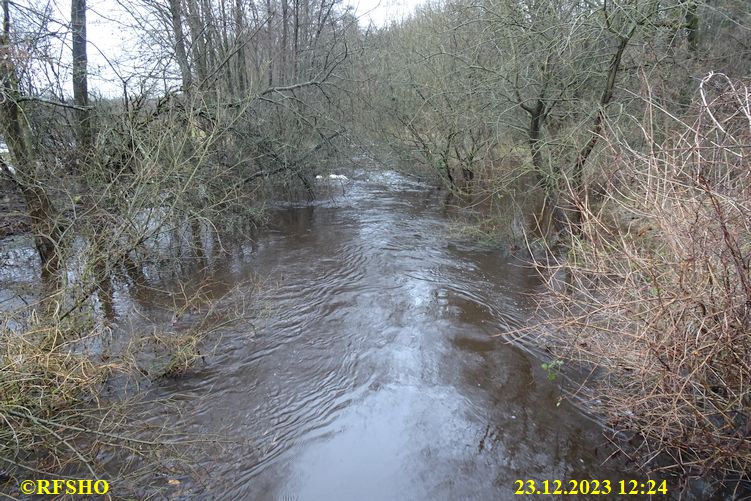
<box><xmin>130</xmin><ymin>170</ymin><xmax>631</xmax><ymax>500</ymax></box>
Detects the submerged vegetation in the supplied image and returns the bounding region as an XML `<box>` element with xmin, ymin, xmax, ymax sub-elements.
<box><xmin>1</xmin><ymin>0</ymin><xmax>749</xmax><ymax>496</ymax></box>
<box><xmin>1</xmin><ymin>0</ymin><xmax>349</xmax><ymax>490</ymax></box>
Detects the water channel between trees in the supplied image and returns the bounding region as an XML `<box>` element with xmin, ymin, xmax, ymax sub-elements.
<box><xmin>101</xmin><ymin>169</ymin><xmax>637</xmax><ymax>500</ymax></box>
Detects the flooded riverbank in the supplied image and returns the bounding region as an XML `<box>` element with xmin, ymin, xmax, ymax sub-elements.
<box><xmin>101</xmin><ymin>169</ymin><xmax>633</xmax><ymax>499</ymax></box>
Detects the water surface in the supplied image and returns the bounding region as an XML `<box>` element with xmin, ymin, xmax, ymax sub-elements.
<box><xmin>126</xmin><ymin>170</ymin><xmax>627</xmax><ymax>499</ymax></box>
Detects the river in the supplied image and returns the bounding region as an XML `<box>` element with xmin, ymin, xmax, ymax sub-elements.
<box><xmin>103</xmin><ymin>169</ymin><xmax>635</xmax><ymax>500</ymax></box>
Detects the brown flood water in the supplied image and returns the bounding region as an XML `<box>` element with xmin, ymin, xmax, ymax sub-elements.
<box><xmin>121</xmin><ymin>170</ymin><xmax>633</xmax><ymax>499</ymax></box>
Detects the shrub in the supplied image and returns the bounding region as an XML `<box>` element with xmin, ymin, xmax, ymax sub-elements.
<box><xmin>527</xmin><ymin>74</ymin><xmax>751</xmax><ymax>496</ymax></box>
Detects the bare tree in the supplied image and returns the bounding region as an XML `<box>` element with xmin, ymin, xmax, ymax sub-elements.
<box><xmin>71</xmin><ymin>0</ymin><xmax>90</xmax><ymax>148</ymax></box>
<box><xmin>0</xmin><ymin>0</ymin><xmax>63</xmax><ymax>280</ymax></box>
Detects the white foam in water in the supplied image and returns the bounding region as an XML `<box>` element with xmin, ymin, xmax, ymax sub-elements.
<box><xmin>315</xmin><ymin>174</ymin><xmax>349</xmax><ymax>180</ymax></box>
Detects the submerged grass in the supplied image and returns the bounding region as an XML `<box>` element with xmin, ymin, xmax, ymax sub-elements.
<box><xmin>0</xmin><ymin>270</ymin><xmax>257</xmax><ymax>497</ymax></box>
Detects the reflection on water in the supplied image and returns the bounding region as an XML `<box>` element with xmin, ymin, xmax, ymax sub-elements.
<box><xmin>0</xmin><ymin>170</ymin><xmax>633</xmax><ymax>499</ymax></box>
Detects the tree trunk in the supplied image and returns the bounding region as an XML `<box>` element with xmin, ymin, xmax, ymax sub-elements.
<box><xmin>71</xmin><ymin>0</ymin><xmax>90</xmax><ymax>149</ymax></box>
<box><xmin>525</xmin><ymin>98</ymin><xmax>545</xmax><ymax>177</ymax></box>
<box><xmin>266</xmin><ymin>0</ymin><xmax>274</xmax><ymax>86</ymax></box>
<box><xmin>281</xmin><ymin>0</ymin><xmax>289</xmax><ymax>83</ymax></box>
<box><xmin>219</xmin><ymin>0</ymin><xmax>234</xmax><ymax>97</ymax></box>
<box><xmin>169</xmin><ymin>0</ymin><xmax>193</xmax><ymax>90</ymax></box>
<box><xmin>200</xmin><ymin>0</ymin><xmax>218</xmax><ymax>93</ymax></box>
<box><xmin>233</xmin><ymin>0</ymin><xmax>247</xmax><ymax>94</ymax></box>
<box><xmin>685</xmin><ymin>1</ymin><xmax>700</xmax><ymax>55</ymax></box>
<box><xmin>1</xmin><ymin>0</ymin><xmax>63</xmax><ymax>281</ymax></box>
<box><xmin>293</xmin><ymin>0</ymin><xmax>299</xmax><ymax>78</ymax></box>
<box><xmin>570</xmin><ymin>31</ymin><xmax>632</xmax><ymax>232</ymax></box>
<box><xmin>186</xmin><ymin>0</ymin><xmax>208</xmax><ymax>85</ymax></box>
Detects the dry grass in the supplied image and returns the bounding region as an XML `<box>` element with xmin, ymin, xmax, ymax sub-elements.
<box><xmin>520</xmin><ymin>74</ymin><xmax>751</xmax><ymax>496</ymax></box>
